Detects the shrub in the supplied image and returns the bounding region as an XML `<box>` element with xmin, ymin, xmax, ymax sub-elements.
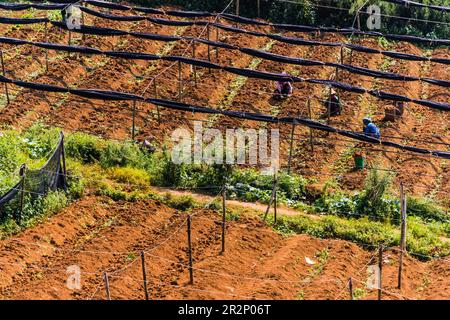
<box><xmin>407</xmin><ymin>197</ymin><xmax>448</xmax><ymax>223</ymax></box>
<box><xmin>107</xmin><ymin>167</ymin><xmax>150</xmax><ymax>187</ymax></box>
<box><xmin>65</xmin><ymin>132</ymin><xmax>104</xmax><ymax>164</ymax></box>
<box><xmin>355</xmin><ymin>170</ymin><xmax>399</xmax><ymax>222</ymax></box>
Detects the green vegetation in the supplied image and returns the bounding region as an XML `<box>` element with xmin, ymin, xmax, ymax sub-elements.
<box><xmin>0</xmin><ymin>124</ymin><xmax>448</xmax><ymax>258</ymax></box>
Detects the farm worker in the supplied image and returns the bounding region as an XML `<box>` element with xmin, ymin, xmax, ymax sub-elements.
<box><xmin>324</xmin><ymin>88</ymin><xmax>341</xmax><ymax>116</ymax></box>
<box><xmin>363</xmin><ymin>117</ymin><xmax>381</xmax><ymax>139</ymax></box>
<box><xmin>274</xmin><ymin>72</ymin><xmax>293</xmax><ymax>99</ymax></box>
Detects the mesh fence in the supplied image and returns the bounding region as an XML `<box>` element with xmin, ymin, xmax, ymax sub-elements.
<box><xmin>0</xmin><ymin>132</ymin><xmax>67</xmax><ymax>222</ymax></box>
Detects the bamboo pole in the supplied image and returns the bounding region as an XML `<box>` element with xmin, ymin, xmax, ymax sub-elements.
<box><xmin>348</xmin><ymin>277</ymin><xmax>354</xmax><ymax>300</ymax></box>
<box><xmin>192</xmin><ymin>40</ymin><xmax>197</xmax><ymax>87</ymax></box>
<box><xmin>140</xmin><ymin>251</ymin><xmax>149</xmax><ymax>300</ymax></box>
<box><xmin>178</xmin><ymin>61</ymin><xmax>182</xmax><ymax>101</ymax></box>
<box><xmin>187</xmin><ymin>215</ymin><xmax>194</xmax><ymax>284</ymax></box>
<box><xmin>307</xmin><ymin>99</ymin><xmax>314</xmax><ymax>152</ymax></box>
<box><xmin>378</xmin><ymin>244</ymin><xmax>383</xmax><ymax>300</ymax></box>
<box><xmin>287</xmin><ymin>119</ymin><xmax>296</xmax><ymax>174</ymax></box>
<box><xmin>398</xmin><ymin>183</ymin><xmax>407</xmax><ymax>289</ymax></box>
<box><xmin>103</xmin><ymin>272</ymin><xmax>111</xmax><ymax>300</ymax></box>
<box><xmin>221</xmin><ymin>186</ymin><xmax>226</xmax><ymax>254</ymax></box>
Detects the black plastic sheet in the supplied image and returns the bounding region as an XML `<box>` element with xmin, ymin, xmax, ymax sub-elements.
<box><xmin>212</xmin><ymin>23</ymin><xmax>264</xmax><ymax>37</ymax></box>
<box><xmin>148</xmin><ymin>98</ymin><xmax>221</xmax><ymax>115</ymax></box>
<box><xmin>167</xmin><ymin>10</ymin><xmax>213</xmax><ymax>18</ymax></box>
<box><xmin>147</xmin><ymin>17</ymin><xmax>196</xmax><ymax>27</ymax></box>
<box><xmin>163</xmin><ymin>55</ymin><xmax>221</xmax><ymax>69</ymax></box>
<box><xmin>345</xmin><ymin>43</ymin><xmax>380</xmax><ymax>54</ymax></box>
<box><xmin>0</xmin><ymin>16</ymin><xmax>48</xmax><ymax>24</ymax></box>
<box><xmin>369</xmin><ymin>90</ymin><xmax>412</xmax><ymax>102</ymax></box>
<box><xmin>34</xmin><ymin>41</ymin><xmax>102</xmax><ymax>54</ymax></box>
<box><xmin>382</xmin><ymin>51</ymin><xmax>429</xmax><ymax>62</ymax></box>
<box><xmin>13</xmin><ymin>80</ymin><xmax>68</xmax><ymax>93</ymax></box>
<box><xmin>332</xmin><ymin>63</ymin><xmax>419</xmax><ymax>81</ymax></box>
<box><xmin>224</xmin><ymin>67</ymin><xmax>300</xmax><ymax>82</ymax></box>
<box><xmin>306</xmin><ymin>79</ymin><xmax>366</xmax><ymax>94</ymax></box>
<box><xmin>69</xmin><ymin>89</ymin><xmax>144</xmax><ymax>101</ymax></box>
<box><xmin>104</xmin><ymin>51</ymin><xmax>159</xmax><ymax>60</ymax></box>
<box><xmin>421</xmin><ymin>78</ymin><xmax>450</xmax><ymax>88</ymax></box>
<box><xmin>0</xmin><ymin>36</ymin><xmax>28</xmax><ymax>45</ymax></box>
<box><xmin>79</xmin><ymin>6</ymin><xmax>144</xmax><ymax>22</ymax></box>
<box><xmin>267</xmin><ymin>34</ymin><xmax>339</xmax><ymax>47</ymax></box>
<box><xmin>51</xmin><ymin>21</ymin><xmax>127</xmax><ymax>36</ymax></box>
<box><xmin>411</xmin><ymin>99</ymin><xmax>450</xmax><ymax>111</ymax></box>
<box><xmin>84</xmin><ymin>0</ymin><xmax>131</xmax><ymax>11</ymax></box>
<box><xmin>220</xmin><ymin>13</ymin><xmax>269</xmax><ymax>26</ymax></box>
<box><xmin>129</xmin><ymin>32</ymin><xmax>181</xmax><ymax>42</ymax></box>
<box><xmin>134</xmin><ymin>7</ymin><xmax>165</xmax><ymax>15</ymax></box>
<box><xmin>240</xmin><ymin>47</ymin><xmax>325</xmax><ymax>66</ymax></box>
<box><xmin>385</xmin><ymin>34</ymin><xmax>450</xmax><ymax>46</ymax></box>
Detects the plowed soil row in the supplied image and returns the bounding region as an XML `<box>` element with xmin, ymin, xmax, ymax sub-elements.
<box><xmin>0</xmin><ymin>195</ymin><xmax>448</xmax><ymax>300</ymax></box>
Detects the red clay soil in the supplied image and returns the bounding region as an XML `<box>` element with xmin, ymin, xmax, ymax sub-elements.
<box><xmin>0</xmin><ymin>196</ymin><xmax>448</xmax><ymax>300</ymax></box>
<box><xmin>0</xmin><ymin>7</ymin><xmax>448</xmax><ymax>201</ymax></box>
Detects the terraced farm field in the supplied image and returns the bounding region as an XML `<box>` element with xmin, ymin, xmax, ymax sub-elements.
<box><xmin>0</xmin><ymin>1</ymin><xmax>448</xmax><ymax>301</ymax></box>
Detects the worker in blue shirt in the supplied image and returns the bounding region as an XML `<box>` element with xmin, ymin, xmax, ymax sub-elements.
<box><xmin>363</xmin><ymin>117</ymin><xmax>381</xmax><ymax>139</ymax></box>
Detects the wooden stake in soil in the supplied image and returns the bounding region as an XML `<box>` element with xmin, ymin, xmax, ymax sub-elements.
<box><xmin>398</xmin><ymin>183</ymin><xmax>407</xmax><ymax>289</ymax></box>
<box><xmin>44</xmin><ymin>21</ymin><xmax>49</xmax><ymax>72</ymax></box>
<box><xmin>103</xmin><ymin>272</ymin><xmax>111</xmax><ymax>300</ymax></box>
<box><xmin>336</xmin><ymin>46</ymin><xmax>344</xmax><ymax>81</ymax></box>
<box><xmin>273</xmin><ymin>173</ymin><xmax>278</xmax><ymax>224</ymax></box>
<box><xmin>215</xmin><ymin>22</ymin><xmax>220</xmax><ymax>61</ymax></box>
<box><xmin>187</xmin><ymin>215</ymin><xmax>194</xmax><ymax>284</ymax></box>
<box><xmin>178</xmin><ymin>60</ymin><xmax>183</xmax><ymax>101</ymax></box>
<box><xmin>140</xmin><ymin>251</ymin><xmax>149</xmax><ymax>300</ymax></box>
<box><xmin>263</xmin><ymin>175</ymin><xmax>277</xmax><ymax>221</ymax></box>
<box><xmin>236</xmin><ymin>0</ymin><xmax>240</xmax><ymax>16</ymax></box>
<box><xmin>307</xmin><ymin>99</ymin><xmax>314</xmax><ymax>152</ymax></box>
<box><xmin>221</xmin><ymin>186</ymin><xmax>227</xmax><ymax>254</ymax></box>
<box><xmin>378</xmin><ymin>244</ymin><xmax>383</xmax><ymax>300</ymax></box>
<box><xmin>132</xmin><ymin>100</ymin><xmax>136</xmax><ymax>141</ymax></box>
<box><xmin>257</xmin><ymin>0</ymin><xmax>261</xmax><ymax>18</ymax></box>
<box><xmin>18</xmin><ymin>164</ymin><xmax>26</xmax><ymax>222</ymax></box>
<box><xmin>206</xmin><ymin>24</ymin><xmax>211</xmax><ymax>73</ymax></box>
<box><xmin>60</xmin><ymin>131</ymin><xmax>67</xmax><ymax>190</ymax></box>
<box><xmin>192</xmin><ymin>40</ymin><xmax>197</xmax><ymax>87</ymax></box>
<box><xmin>287</xmin><ymin>118</ymin><xmax>296</xmax><ymax>174</ymax></box>
<box><xmin>348</xmin><ymin>277</ymin><xmax>354</xmax><ymax>300</ymax></box>
<box><xmin>0</xmin><ymin>50</ymin><xmax>10</xmax><ymax>105</ymax></box>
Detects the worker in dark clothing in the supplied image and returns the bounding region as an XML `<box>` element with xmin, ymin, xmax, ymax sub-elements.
<box><xmin>273</xmin><ymin>72</ymin><xmax>293</xmax><ymax>100</ymax></box>
<box><xmin>363</xmin><ymin>117</ymin><xmax>381</xmax><ymax>139</ymax></box>
<box><xmin>324</xmin><ymin>88</ymin><xmax>341</xmax><ymax>116</ymax></box>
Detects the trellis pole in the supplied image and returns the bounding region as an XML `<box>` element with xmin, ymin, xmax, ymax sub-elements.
<box><xmin>398</xmin><ymin>182</ymin><xmax>407</xmax><ymax>289</ymax></box>
<box><xmin>0</xmin><ymin>50</ymin><xmax>10</xmax><ymax>105</ymax></box>
<box><xmin>103</xmin><ymin>272</ymin><xmax>111</xmax><ymax>300</ymax></box>
<box><xmin>178</xmin><ymin>60</ymin><xmax>183</xmax><ymax>101</ymax></box>
<box><xmin>140</xmin><ymin>251</ymin><xmax>149</xmax><ymax>300</ymax></box>
<box><xmin>192</xmin><ymin>40</ymin><xmax>197</xmax><ymax>87</ymax></box>
<box><xmin>132</xmin><ymin>100</ymin><xmax>136</xmax><ymax>141</ymax></box>
<box><xmin>221</xmin><ymin>185</ymin><xmax>227</xmax><ymax>254</ymax></box>
<box><xmin>378</xmin><ymin>244</ymin><xmax>383</xmax><ymax>300</ymax></box>
<box><xmin>187</xmin><ymin>215</ymin><xmax>194</xmax><ymax>284</ymax></box>
<box><xmin>44</xmin><ymin>21</ymin><xmax>49</xmax><ymax>72</ymax></box>
<box><xmin>287</xmin><ymin>118</ymin><xmax>296</xmax><ymax>174</ymax></box>
<box><xmin>307</xmin><ymin>99</ymin><xmax>314</xmax><ymax>152</ymax></box>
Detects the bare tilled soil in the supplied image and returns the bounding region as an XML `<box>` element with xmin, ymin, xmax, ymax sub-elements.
<box><xmin>0</xmin><ymin>196</ymin><xmax>448</xmax><ymax>300</ymax></box>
